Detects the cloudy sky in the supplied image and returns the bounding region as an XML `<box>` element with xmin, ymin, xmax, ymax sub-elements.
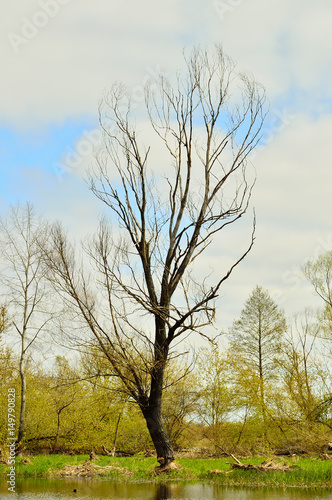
<box><xmin>1</xmin><ymin>0</ymin><xmax>331</xmax><ymax>329</ymax></box>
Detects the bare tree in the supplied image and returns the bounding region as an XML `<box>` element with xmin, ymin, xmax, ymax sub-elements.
<box><xmin>281</xmin><ymin>310</ymin><xmax>322</xmax><ymax>424</ymax></box>
<box><xmin>303</xmin><ymin>251</ymin><xmax>332</xmax><ymax>309</ymax></box>
<box><xmin>303</xmin><ymin>251</ymin><xmax>332</xmax><ymax>338</ymax></box>
<box><xmin>0</xmin><ymin>203</ymin><xmax>52</xmax><ymax>453</ymax></box>
<box><xmin>44</xmin><ymin>47</ymin><xmax>266</xmax><ymax>466</ymax></box>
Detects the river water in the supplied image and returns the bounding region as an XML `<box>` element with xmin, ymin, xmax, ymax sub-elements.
<box><xmin>1</xmin><ymin>479</ymin><xmax>331</xmax><ymax>500</ymax></box>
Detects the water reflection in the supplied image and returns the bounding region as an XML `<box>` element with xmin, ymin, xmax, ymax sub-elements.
<box><xmin>153</xmin><ymin>483</ymin><xmax>172</xmax><ymax>499</ymax></box>
<box><xmin>0</xmin><ymin>479</ymin><xmax>331</xmax><ymax>500</ymax></box>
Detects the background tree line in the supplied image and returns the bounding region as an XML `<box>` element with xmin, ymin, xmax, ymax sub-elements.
<box><xmin>1</xmin><ymin>246</ymin><xmax>331</xmax><ymax>455</ymax></box>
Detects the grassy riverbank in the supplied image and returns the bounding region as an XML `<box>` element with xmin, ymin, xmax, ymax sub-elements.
<box><xmin>0</xmin><ymin>455</ymin><xmax>331</xmax><ymax>488</ymax></box>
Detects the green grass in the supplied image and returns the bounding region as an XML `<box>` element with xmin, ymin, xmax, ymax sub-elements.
<box><xmin>0</xmin><ymin>454</ymin><xmax>86</xmax><ymax>478</ymax></box>
<box><xmin>0</xmin><ymin>454</ymin><xmax>331</xmax><ymax>488</ymax></box>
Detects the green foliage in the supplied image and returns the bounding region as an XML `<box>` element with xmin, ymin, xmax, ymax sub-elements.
<box><xmin>229</xmin><ymin>285</ymin><xmax>286</xmax><ymax>376</ymax></box>
<box><xmin>0</xmin><ymin>283</ymin><xmax>331</xmax><ymax>457</ymax></box>
<box><xmin>196</xmin><ymin>345</ymin><xmax>238</xmax><ymax>452</ymax></box>
<box><xmin>0</xmin><ymin>305</ymin><xmax>10</xmax><ymax>337</ymax></box>
<box><xmin>227</xmin><ymin>286</ymin><xmax>287</xmax><ymax>446</ymax></box>
<box><xmin>0</xmin><ymin>342</ymin><xmax>18</xmax><ymax>445</ymax></box>
<box><xmin>162</xmin><ymin>363</ymin><xmax>200</xmax><ymax>450</ymax></box>
<box><xmin>0</xmin><ymin>354</ymin><xmax>152</xmax><ymax>455</ymax></box>
<box><xmin>193</xmin><ymin>287</ymin><xmax>332</xmax><ymax>455</ymax></box>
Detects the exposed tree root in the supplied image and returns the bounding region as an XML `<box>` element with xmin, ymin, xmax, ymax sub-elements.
<box><xmin>153</xmin><ymin>461</ymin><xmax>182</xmax><ymax>475</ymax></box>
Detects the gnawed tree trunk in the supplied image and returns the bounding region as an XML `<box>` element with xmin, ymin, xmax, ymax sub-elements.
<box><xmin>141</xmin><ymin>321</ymin><xmax>174</xmax><ymax>465</ymax></box>
<box><xmin>142</xmin><ymin>406</ymin><xmax>174</xmax><ymax>465</ymax></box>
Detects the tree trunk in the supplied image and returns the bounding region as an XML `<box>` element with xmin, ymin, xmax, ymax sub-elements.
<box><xmin>111</xmin><ymin>408</ymin><xmax>123</xmax><ymax>456</ymax></box>
<box><xmin>51</xmin><ymin>410</ymin><xmax>61</xmax><ymax>453</ymax></box>
<box><xmin>258</xmin><ymin>312</ymin><xmax>268</xmax><ymax>443</ymax></box>
<box><xmin>17</xmin><ymin>282</ymin><xmax>29</xmax><ymax>455</ymax></box>
<box><xmin>143</xmin><ymin>406</ymin><xmax>174</xmax><ymax>465</ymax></box>
<box><xmin>141</xmin><ymin>316</ymin><xmax>174</xmax><ymax>465</ymax></box>
<box><xmin>17</xmin><ymin>362</ymin><xmax>26</xmax><ymax>454</ymax></box>
<box><xmin>259</xmin><ymin>375</ymin><xmax>268</xmax><ymax>443</ymax></box>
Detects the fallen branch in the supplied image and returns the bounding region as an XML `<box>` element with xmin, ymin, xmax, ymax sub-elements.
<box><xmin>230</xmin><ymin>454</ymin><xmax>242</xmax><ymax>465</ymax></box>
<box><xmin>102</xmin><ymin>445</ymin><xmax>113</xmax><ymax>456</ymax></box>
<box><xmin>101</xmin><ymin>445</ymin><xmax>133</xmax><ymax>457</ymax></box>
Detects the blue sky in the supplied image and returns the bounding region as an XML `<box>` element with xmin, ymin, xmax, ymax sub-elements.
<box><xmin>1</xmin><ymin>0</ymin><xmax>332</xmax><ymax>328</ymax></box>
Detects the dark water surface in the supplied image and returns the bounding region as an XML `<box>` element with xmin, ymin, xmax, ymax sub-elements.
<box><xmin>0</xmin><ymin>479</ymin><xmax>331</xmax><ymax>500</ymax></box>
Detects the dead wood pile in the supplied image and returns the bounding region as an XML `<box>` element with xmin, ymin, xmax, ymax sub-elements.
<box><xmin>226</xmin><ymin>455</ymin><xmax>294</xmax><ymax>472</ymax></box>
<box><xmin>56</xmin><ymin>460</ymin><xmax>132</xmax><ymax>478</ymax></box>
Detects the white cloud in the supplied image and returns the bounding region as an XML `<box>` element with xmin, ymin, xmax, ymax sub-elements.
<box><xmin>1</xmin><ymin>0</ymin><xmax>193</xmax><ymax>128</ymax></box>
<box><xmin>2</xmin><ymin>1</ymin><xmax>331</xmax><ymax>128</ymax></box>
<box><xmin>254</xmin><ymin>113</ymin><xmax>332</xmax><ymax>230</ymax></box>
<box><xmin>208</xmin><ymin>0</ymin><xmax>332</xmax><ymax>100</ymax></box>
